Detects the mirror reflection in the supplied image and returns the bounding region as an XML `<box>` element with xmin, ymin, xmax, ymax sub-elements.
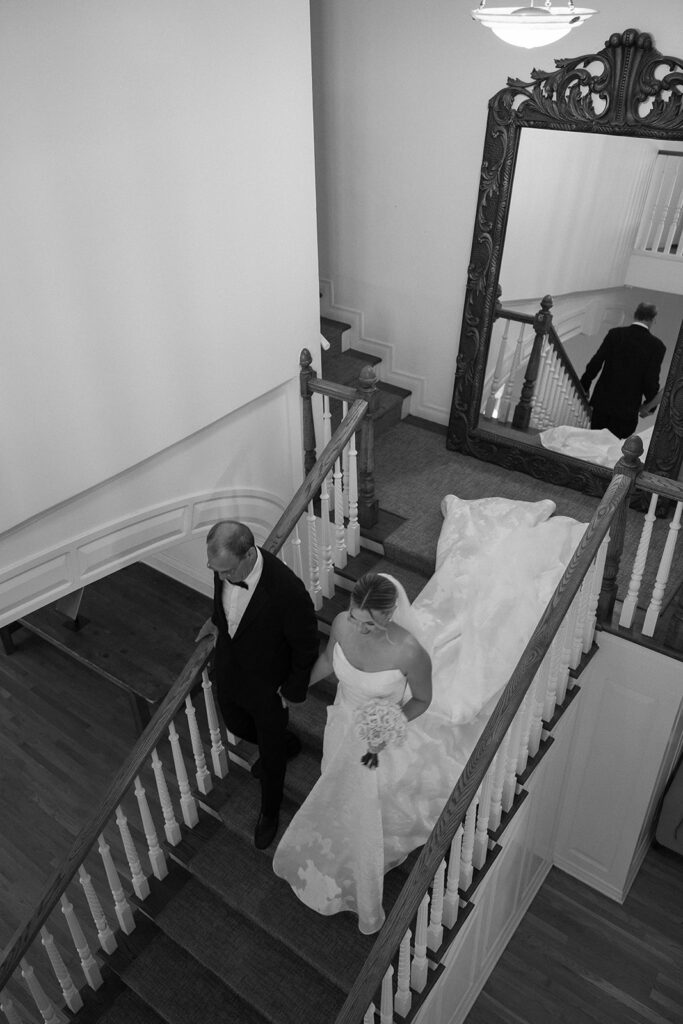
<box><xmin>480</xmin><ymin>129</ymin><xmax>683</xmax><ymax>470</ymax></box>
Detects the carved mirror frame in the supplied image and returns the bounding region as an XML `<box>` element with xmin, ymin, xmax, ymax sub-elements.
<box><xmin>447</xmin><ymin>29</ymin><xmax>683</xmax><ymax>496</ymax></box>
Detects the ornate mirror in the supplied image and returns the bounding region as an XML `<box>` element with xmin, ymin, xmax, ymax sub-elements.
<box><xmin>448</xmin><ymin>29</ymin><xmax>683</xmax><ymax>496</ymax></box>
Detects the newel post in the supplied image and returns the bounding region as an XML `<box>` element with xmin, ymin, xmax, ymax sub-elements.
<box><xmin>512</xmin><ymin>295</ymin><xmax>553</xmax><ymax>431</ymax></box>
<box><xmin>357</xmin><ymin>364</ymin><xmax>379</xmax><ymax>528</ymax></box>
<box><xmin>300</xmin><ymin>348</ymin><xmax>317</xmax><ymax>477</ymax></box>
<box><xmin>597</xmin><ymin>435</ymin><xmax>644</xmax><ymax>624</ymax></box>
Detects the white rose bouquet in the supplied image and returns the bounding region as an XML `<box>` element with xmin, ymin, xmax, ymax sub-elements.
<box><xmin>354</xmin><ymin>699</ymin><xmax>407</xmax><ymax>769</ymax></box>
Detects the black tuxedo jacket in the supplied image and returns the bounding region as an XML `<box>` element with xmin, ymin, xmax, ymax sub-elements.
<box><xmin>579</xmin><ymin>323</ymin><xmax>666</xmax><ymax>422</ymax></box>
<box><xmin>211</xmin><ymin>548</ymin><xmax>319</xmax><ymax>712</ymax></box>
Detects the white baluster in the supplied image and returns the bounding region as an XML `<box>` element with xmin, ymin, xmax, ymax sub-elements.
<box><xmin>499</xmin><ymin>324</ymin><xmax>525</xmax><ymax>423</ymax></box>
<box><xmin>410</xmin><ymin>892</ymin><xmax>430</xmax><ymax>993</ymax></box>
<box><xmin>553</xmin><ymin>607</ymin><xmax>576</xmax><ymax>715</ymax></box>
<box><xmin>427</xmin><ymin>860</ymin><xmax>446</xmax><ymax>951</ymax></box>
<box><xmin>151</xmin><ymin>748</ymin><xmax>182</xmax><ymax>845</ymax></box>
<box><xmin>363</xmin><ymin>1004</ymin><xmax>377</xmax><ymax>1024</ymax></box>
<box><xmin>473</xmin><ymin>765</ymin><xmax>495</xmax><ymax>870</ymax></box>
<box><xmin>333</xmin><ymin>455</ymin><xmax>347</xmax><ymax>568</ymax></box>
<box><xmin>516</xmin><ymin>687</ymin><xmax>536</xmax><ymax>777</ymax></box>
<box><xmin>443</xmin><ymin>826</ymin><xmax>463</xmax><ymax>929</ymax></box>
<box><xmin>341</xmin><ymin>401</ymin><xmax>351</xmax><ymax>518</ymax></box>
<box><xmin>584</xmin><ymin>538</ymin><xmax>608</xmax><ymax>653</ymax></box>
<box><xmin>185</xmin><ymin>696</ymin><xmax>213</xmax><ymax>795</ymax></box>
<box><xmin>115</xmin><ymin>805</ymin><xmax>149</xmax><ymax>900</ymax></box>
<box><xmin>394</xmin><ymin>930</ymin><xmax>412</xmax><ymax>1018</ymax></box>
<box><xmin>306</xmin><ymin>501</ymin><xmax>323</xmax><ymax>610</ymax></box>
<box><xmin>570</xmin><ymin>574</ymin><xmax>593</xmax><ymax>671</ymax></box>
<box><xmin>502</xmin><ymin>710</ymin><xmax>525</xmax><ymax>813</ymax></box>
<box><xmin>168</xmin><ymin>721</ymin><xmax>199</xmax><ymax>828</ymax></box>
<box><xmin>346</xmin><ymin>431</ymin><xmax>360</xmax><ymax>557</ymax></box>
<box><xmin>459</xmin><ymin>792</ymin><xmax>480</xmax><ymax>891</ymax></box>
<box><xmin>97</xmin><ymin>834</ymin><xmax>135</xmax><ymax>934</ymax></box>
<box><xmin>527</xmin><ymin>656</ymin><xmax>550</xmax><ymax>759</ymax></box>
<box><xmin>133</xmin><ymin>776</ymin><xmax>168</xmax><ymax>881</ymax></box>
<box><xmin>291</xmin><ymin>521</ymin><xmax>304</xmax><ymax>581</ymax></box>
<box><xmin>488</xmin><ymin>729</ymin><xmax>511</xmax><ymax>832</ymax></box>
<box><xmin>40</xmin><ymin>927</ymin><xmax>83</xmax><ymax>1012</ymax></box>
<box><xmin>621</xmin><ymin>492</ymin><xmax>662</xmax><ymax>627</ymax></box>
<box><xmin>0</xmin><ymin>996</ymin><xmax>25</xmax><ymax>1024</ymax></box>
<box><xmin>19</xmin><ymin>959</ymin><xmax>62</xmax><ymax>1024</ymax></box>
<box><xmin>201</xmin><ymin>671</ymin><xmax>229</xmax><ymax>779</ymax></box>
<box><xmin>484</xmin><ymin>319</ymin><xmax>511</xmax><ymax>418</ymax></box>
<box><xmin>60</xmin><ymin>893</ymin><xmax>103</xmax><ymax>987</ymax></box>
<box><xmin>380</xmin><ymin>964</ymin><xmax>394</xmax><ymax>1024</ymax></box>
<box><xmin>78</xmin><ymin>865</ymin><xmax>118</xmax><ymax>953</ymax></box>
<box><xmin>319</xmin><ymin>471</ymin><xmax>335</xmax><ymax>599</ymax></box>
<box><xmin>643</xmin><ymin>500</ymin><xmax>682</xmax><ymax>636</ymax></box>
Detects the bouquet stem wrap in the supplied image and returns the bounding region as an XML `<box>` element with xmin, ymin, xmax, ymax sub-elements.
<box><xmin>354</xmin><ymin>699</ymin><xmax>407</xmax><ymax>769</ymax></box>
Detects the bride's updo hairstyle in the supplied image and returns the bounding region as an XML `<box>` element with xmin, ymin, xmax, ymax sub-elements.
<box><xmin>351</xmin><ymin>573</ymin><xmax>397</xmax><ymax>618</ymax></box>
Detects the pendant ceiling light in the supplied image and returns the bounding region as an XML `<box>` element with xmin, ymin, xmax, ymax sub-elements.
<box><xmin>472</xmin><ymin>0</ymin><xmax>597</xmax><ymax>49</ymax></box>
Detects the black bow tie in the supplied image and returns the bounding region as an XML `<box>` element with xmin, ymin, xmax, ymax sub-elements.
<box><xmin>229</xmin><ymin>580</ymin><xmax>248</xmax><ymax>590</ymax></box>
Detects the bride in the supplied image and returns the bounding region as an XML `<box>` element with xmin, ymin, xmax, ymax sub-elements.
<box><xmin>273</xmin><ymin>493</ymin><xmax>588</xmax><ymax>934</ymax></box>
<box><xmin>272</xmin><ymin>571</ymin><xmax>468</xmax><ymax>935</ymax></box>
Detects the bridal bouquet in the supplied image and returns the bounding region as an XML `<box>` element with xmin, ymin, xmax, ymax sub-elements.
<box><xmin>354</xmin><ymin>699</ymin><xmax>407</xmax><ymax>769</ymax></box>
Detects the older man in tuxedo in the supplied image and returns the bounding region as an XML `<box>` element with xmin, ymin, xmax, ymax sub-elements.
<box><xmin>198</xmin><ymin>521</ymin><xmax>319</xmax><ymax>849</ymax></box>
<box><xmin>580</xmin><ymin>301</ymin><xmax>666</xmax><ymax>439</ymax></box>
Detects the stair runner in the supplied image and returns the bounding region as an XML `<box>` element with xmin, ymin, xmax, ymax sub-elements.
<box><xmin>320</xmin><ymin>317</ymin><xmax>411</xmax><ymax>438</ymax></box>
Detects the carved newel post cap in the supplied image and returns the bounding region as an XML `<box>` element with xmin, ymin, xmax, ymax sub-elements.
<box><xmin>299</xmin><ymin>348</ymin><xmax>313</xmax><ymax>370</ymax></box>
<box><xmin>358</xmin><ymin>364</ymin><xmax>378</xmax><ymax>389</ymax></box>
<box><xmin>616</xmin><ymin>434</ymin><xmax>645</xmax><ymax>476</ymax></box>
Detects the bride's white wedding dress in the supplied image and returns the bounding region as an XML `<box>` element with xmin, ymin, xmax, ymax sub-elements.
<box><xmin>273</xmin><ymin>494</ymin><xmax>588</xmax><ymax>934</ymax></box>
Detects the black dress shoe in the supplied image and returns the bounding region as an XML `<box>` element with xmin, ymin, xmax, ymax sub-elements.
<box><xmin>251</xmin><ymin>732</ymin><xmax>302</xmax><ymax>779</ymax></box>
<box><xmin>254</xmin><ymin>812</ymin><xmax>279</xmax><ymax>849</ymax></box>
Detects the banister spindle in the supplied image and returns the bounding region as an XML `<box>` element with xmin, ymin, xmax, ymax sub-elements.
<box><xmin>0</xmin><ymin>996</ymin><xmax>25</xmax><ymax>1024</ymax></box>
<box><xmin>40</xmin><ymin>926</ymin><xmax>82</xmax><ymax>1012</ymax></box>
<box><xmin>306</xmin><ymin>501</ymin><xmax>323</xmax><ymax>610</ymax></box>
<box><xmin>443</xmin><ymin>826</ymin><xmax>463</xmax><ymax>929</ymax></box>
<box><xmin>499</xmin><ymin>323</ymin><xmax>525</xmax><ymax>424</ymax></box>
<box><xmin>201</xmin><ymin>671</ymin><xmax>229</xmax><ymax>779</ymax></box>
<box><xmin>319</xmin><ymin>406</ymin><xmax>335</xmax><ymax>598</ymax></box>
<box><xmin>488</xmin><ymin>728</ymin><xmax>511</xmax><ymax>833</ymax></box>
<box><xmin>290</xmin><ymin>520</ymin><xmax>304</xmax><ymax>581</ymax></box>
<box><xmin>643</xmin><ymin>499</ymin><xmax>683</xmax><ymax>636</ymax></box>
<box><xmin>427</xmin><ymin>860</ymin><xmax>446</xmax><ymax>951</ymax></box>
<box><xmin>97</xmin><ymin>835</ymin><xmax>135</xmax><ymax>935</ymax></box>
<box><xmin>363</xmin><ymin>1004</ymin><xmax>377</xmax><ymax>1024</ymax></box>
<box><xmin>78</xmin><ymin>865</ymin><xmax>118</xmax><ymax>953</ymax></box>
<box><xmin>394</xmin><ymin>930</ymin><xmax>412</xmax><ymax>1018</ymax></box>
<box><xmin>185</xmin><ymin>696</ymin><xmax>213</xmax><ymax>795</ymax></box>
<box><xmin>151</xmin><ymin>748</ymin><xmax>182</xmax><ymax>845</ymax></box>
<box><xmin>346</xmin><ymin>429</ymin><xmax>361</xmax><ymax>556</ymax></box>
<box><xmin>379</xmin><ymin>964</ymin><xmax>394</xmax><ymax>1024</ymax></box>
<box><xmin>115</xmin><ymin>805</ymin><xmax>150</xmax><ymax>900</ymax></box>
<box><xmin>60</xmin><ymin>893</ymin><xmax>104</xmax><ymax>987</ymax></box>
<box><xmin>473</xmin><ymin>763</ymin><xmax>496</xmax><ymax>870</ymax></box>
<box><xmin>19</xmin><ymin>958</ymin><xmax>62</xmax><ymax>1024</ymax></box>
<box><xmin>168</xmin><ymin>721</ymin><xmax>199</xmax><ymax>828</ymax></box>
<box><xmin>133</xmin><ymin>776</ymin><xmax>168</xmax><ymax>881</ymax></box>
<box><xmin>619</xmin><ymin>494</ymin><xmax>658</xmax><ymax>629</ymax></box>
<box><xmin>584</xmin><ymin>537</ymin><xmax>608</xmax><ymax>651</ymax></box>
<box><xmin>459</xmin><ymin>791</ymin><xmax>480</xmax><ymax>890</ymax></box>
<box><xmin>410</xmin><ymin>892</ymin><xmax>430</xmax><ymax>993</ymax></box>
<box><xmin>341</xmin><ymin>401</ymin><xmax>351</xmax><ymax>518</ymax></box>
<box><xmin>333</xmin><ymin>454</ymin><xmax>347</xmax><ymax>568</ymax></box>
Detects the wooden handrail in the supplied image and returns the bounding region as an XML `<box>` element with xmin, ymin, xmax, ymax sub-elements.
<box><xmin>635</xmin><ymin>472</ymin><xmax>683</xmax><ymax>503</ymax></box>
<box><xmin>0</xmin><ymin>397</ymin><xmax>369</xmax><ymax>991</ymax></box>
<box><xmin>308</xmin><ymin>378</ymin><xmax>359</xmax><ymax>403</ymax></box>
<box><xmin>334</xmin><ymin>470</ymin><xmax>633</xmax><ymax>1023</ymax></box>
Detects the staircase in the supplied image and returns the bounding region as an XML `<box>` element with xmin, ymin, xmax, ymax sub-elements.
<box><xmin>320</xmin><ymin>317</ymin><xmax>411</xmax><ymax>438</ymax></box>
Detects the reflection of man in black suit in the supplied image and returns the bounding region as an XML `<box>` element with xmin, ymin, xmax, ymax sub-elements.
<box><xmin>198</xmin><ymin>521</ymin><xmax>319</xmax><ymax>849</ymax></box>
<box><xmin>580</xmin><ymin>302</ymin><xmax>666</xmax><ymax>439</ymax></box>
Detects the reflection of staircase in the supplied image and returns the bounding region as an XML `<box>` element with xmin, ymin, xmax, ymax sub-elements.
<box><xmin>321</xmin><ymin>317</ymin><xmax>411</xmax><ymax>437</ymax></box>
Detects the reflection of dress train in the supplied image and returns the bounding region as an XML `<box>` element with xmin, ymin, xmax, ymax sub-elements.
<box><xmin>272</xmin><ymin>643</ymin><xmax>470</xmax><ymax>934</ymax></box>
<box><xmin>273</xmin><ymin>494</ymin><xmax>587</xmax><ymax>934</ymax></box>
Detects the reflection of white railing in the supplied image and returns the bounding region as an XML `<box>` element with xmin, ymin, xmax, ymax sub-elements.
<box><xmin>634</xmin><ymin>151</ymin><xmax>683</xmax><ymax>261</ymax></box>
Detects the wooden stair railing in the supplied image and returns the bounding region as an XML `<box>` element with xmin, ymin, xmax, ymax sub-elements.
<box><xmin>486</xmin><ymin>295</ymin><xmax>591</xmax><ymax>431</ymax></box>
<box><xmin>0</xmin><ymin>392</ymin><xmax>370</xmax><ymax>1007</ymax></box>
<box><xmin>333</xmin><ymin>467</ymin><xmax>634</xmax><ymax>1023</ymax></box>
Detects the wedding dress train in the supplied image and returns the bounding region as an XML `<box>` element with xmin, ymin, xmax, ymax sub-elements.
<box><xmin>273</xmin><ymin>494</ymin><xmax>587</xmax><ymax>933</ymax></box>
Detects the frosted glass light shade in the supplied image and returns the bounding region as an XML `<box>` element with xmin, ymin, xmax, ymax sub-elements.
<box><xmin>471</xmin><ymin>6</ymin><xmax>597</xmax><ymax>49</ymax></box>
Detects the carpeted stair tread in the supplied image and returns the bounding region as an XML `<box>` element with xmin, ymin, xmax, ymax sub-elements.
<box><xmin>213</xmin><ymin>762</ymin><xmax>313</xmax><ymax>847</ymax></box>
<box><xmin>179</xmin><ymin>824</ymin><xmax>376</xmax><ymax>991</ymax></box>
<box><xmin>152</xmin><ymin>875</ymin><xmax>345</xmax><ymax>1023</ymax></box>
<box><xmin>121</xmin><ymin>930</ymin><xmax>270</xmax><ymax>1024</ymax></box>
<box><xmin>95</xmin><ymin>986</ymin><xmax>168</xmax><ymax>1024</ymax></box>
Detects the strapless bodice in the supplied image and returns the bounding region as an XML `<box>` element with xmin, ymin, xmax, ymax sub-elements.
<box><xmin>332</xmin><ymin>643</ymin><xmax>407</xmax><ymax>708</ymax></box>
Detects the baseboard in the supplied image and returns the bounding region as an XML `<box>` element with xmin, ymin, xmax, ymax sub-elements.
<box><xmin>319</xmin><ymin>277</ymin><xmax>449</xmax><ymax>425</ymax></box>
<box><xmin>551</xmin><ymin>853</ymin><xmax>627</xmax><ymax>904</ymax></box>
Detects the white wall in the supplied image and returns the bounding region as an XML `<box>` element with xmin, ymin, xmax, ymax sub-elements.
<box><xmin>312</xmin><ymin>0</ymin><xmax>683</xmax><ymax>424</ymax></box>
<box><xmin>0</xmin><ymin>379</ymin><xmax>305</xmax><ymax>626</ymax></box>
<box><xmin>0</xmin><ymin>0</ymin><xmax>320</xmax><ymax>531</ymax></box>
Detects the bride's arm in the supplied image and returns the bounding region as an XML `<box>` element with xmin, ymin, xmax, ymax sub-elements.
<box><xmin>309</xmin><ymin>613</ymin><xmax>341</xmax><ymax>685</ymax></box>
<box><xmin>400</xmin><ymin>637</ymin><xmax>432</xmax><ymax>722</ymax></box>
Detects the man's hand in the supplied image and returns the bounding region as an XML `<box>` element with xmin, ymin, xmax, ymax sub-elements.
<box><xmin>195</xmin><ymin>618</ymin><xmax>218</xmax><ymax>644</ymax></box>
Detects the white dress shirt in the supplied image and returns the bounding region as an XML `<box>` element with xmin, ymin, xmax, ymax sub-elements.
<box><xmin>221</xmin><ymin>548</ymin><xmax>264</xmax><ymax>636</ymax></box>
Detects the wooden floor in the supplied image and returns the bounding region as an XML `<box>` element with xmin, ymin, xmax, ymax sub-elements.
<box><xmin>1</xmin><ymin>562</ymin><xmax>681</xmax><ymax>1024</ymax></box>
